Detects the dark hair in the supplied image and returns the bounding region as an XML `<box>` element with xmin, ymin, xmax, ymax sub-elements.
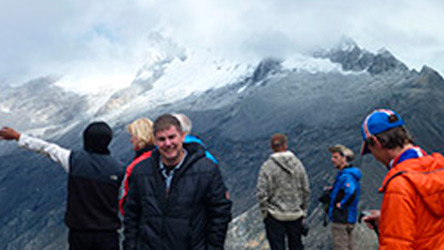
<box><xmin>83</xmin><ymin>121</ymin><xmax>112</xmax><ymax>154</ymax></box>
<box><xmin>153</xmin><ymin>114</ymin><xmax>183</xmax><ymax>135</ymax></box>
<box><xmin>270</xmin><ymin>133</ymin><xmax>288</xmax><ymax>151</ymax></box>
<box><xmin>366</xmin><ymin>126</ymin><xmax>413</xmax><ymax>149</ymax></box>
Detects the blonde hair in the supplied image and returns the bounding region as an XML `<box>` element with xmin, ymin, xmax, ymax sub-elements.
<box><xmin>127</xmin><ymin>118</ymin><xmax>154</xmax><ymax>149</ymax></box>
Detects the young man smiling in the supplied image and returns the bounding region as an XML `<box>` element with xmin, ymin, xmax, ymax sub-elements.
<box><xmin>123</xmin><ymin>114</ymin><xmax>232</xmax><ymax>250</ymax></box>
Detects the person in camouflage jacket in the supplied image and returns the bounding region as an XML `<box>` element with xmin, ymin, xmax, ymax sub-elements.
<box><xmin>257</xmin><ymin>133</ymin><xmax>310</xmax><ymax>250</ymax></box>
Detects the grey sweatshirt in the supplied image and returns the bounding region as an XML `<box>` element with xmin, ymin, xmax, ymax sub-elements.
<box><xmin>257</xmin><ymin>151</ymin><xmax>310</xmax><ymax>221</ymax></box>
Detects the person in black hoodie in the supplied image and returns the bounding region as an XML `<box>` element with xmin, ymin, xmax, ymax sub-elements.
<box><xmin>123</xmin><ymin>114</ymin><xmax>232</xmax><ymax>250</ymax></box>
<box><xmin>0</xmin><ymin>122</ymin><xmax>124</xmax><ymax>250</ymax></box>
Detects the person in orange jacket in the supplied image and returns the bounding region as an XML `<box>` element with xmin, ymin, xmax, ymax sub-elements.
<box><xmin>360</xmin><ymin>109</ymin><xmax>444</xmax><ymax>249</ymax></box>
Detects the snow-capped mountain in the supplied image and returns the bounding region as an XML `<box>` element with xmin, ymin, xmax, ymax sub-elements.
<box><xmin>1</xmin><ymin>37</ymin><xmax>444</xmax><ymax>250</ymax></box>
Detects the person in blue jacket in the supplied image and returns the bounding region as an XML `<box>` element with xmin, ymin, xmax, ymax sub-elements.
<box><xmin>327</xmin><ymin>144</ymin><xmax>361</xmax><ymax>250</ymax></box>
<box><xmin>173</xmin><ymin>113</ymin><xmax>218</xmax><ymax>164</ymax></box>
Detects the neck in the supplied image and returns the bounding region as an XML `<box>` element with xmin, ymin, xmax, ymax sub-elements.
<box><xmin>386</xmin><ymin>143</ymin><xmax>414</xmax><ymax>166</ymax></box>
<box><xmin>338</xmin><ymin>164</ymin><xmax>347</xmax><ymax>170</ymax></box>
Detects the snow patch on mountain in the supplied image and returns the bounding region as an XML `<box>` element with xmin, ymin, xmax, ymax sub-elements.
<box><xmin>98</xmin><ymin>49</ymin><xmax>254</xmax><ymax>123</ymax></box>
<box><xmin>55</xmin><ymin>74</ymin><xmax>134</xmax><ymax>95</ymax></box>
<box><xmin>0</xmin><ymin>104</ymin><xmax>11</xmax><ymax>113</ymax></box>
<box><xmin>282</xmin><ymin>54</ymin><xmax>343</xmax><ymax>73</ymax></box>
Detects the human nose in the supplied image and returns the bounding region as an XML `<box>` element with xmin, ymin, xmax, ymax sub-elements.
<box><xmin>164</xmin><ymin>138</ymin><xmax>172</xmax><ymax>147</ymax></box>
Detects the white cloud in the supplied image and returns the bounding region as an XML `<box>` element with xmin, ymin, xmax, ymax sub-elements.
<box><xmin>1</xmin><ymin>0</ymin><xmax>444</xmax><ymax>88</ymax></box>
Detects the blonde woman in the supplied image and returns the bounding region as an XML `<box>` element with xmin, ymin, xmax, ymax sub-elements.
<box><xmin>119</xmin><ymin>118</ymin><xmax>155</xmax><ymax>215</ymax></box>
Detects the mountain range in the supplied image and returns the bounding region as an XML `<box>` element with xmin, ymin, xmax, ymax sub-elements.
<box><xmin>1</xmin><ymin>35</ymin><xmax>444</xmax><ymax>250</ymax></box>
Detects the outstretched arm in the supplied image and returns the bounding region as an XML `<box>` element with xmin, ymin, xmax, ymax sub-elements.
<box><xmin>0</xmin><ymin>127</ymin><xmax>71</xmax><ymax>172</ymax></box>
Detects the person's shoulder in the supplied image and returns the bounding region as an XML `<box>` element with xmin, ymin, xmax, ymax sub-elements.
<box><xmin>259</xmin><ymin>157</ymin><xmax>274</xmax><ymax>169</ymax></box>
<box><xmin>191</xmin><ymin>155</ymin><xmax>220</xmax><ymax>171</ymax></box>
<box><xmin>131</xmin><ymin>152</ymin><xmax>157</xmax><ymax>176</ymax></box>
<box><xmin>383</xmin><ymin>172</ymin><xmax>415</xmax><ymax>196</ymax></box>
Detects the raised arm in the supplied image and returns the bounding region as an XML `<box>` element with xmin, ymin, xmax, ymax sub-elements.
<box><xmin>0</xmin><ymin>127</ymin><xmax>71</xmax><ymax>172</ymax></box>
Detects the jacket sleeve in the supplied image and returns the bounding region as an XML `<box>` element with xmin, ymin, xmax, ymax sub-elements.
<box><xmin>205</xmin><ymin>164</ymin><xmax>232</xmax><ymax>250</ymax></box>
<box><xmin>123</xmin><ymin>172</ymin><xmax>142</xmax><ymax>250</ymax></box>
<box><xmin>18</xmin><ymin>134</ymin><xmax>71</xmax><ymax>172</ymax></box>
<box><xmin>256</xmin><ymin>161</ymin><xmax>270</xmax><ymax>218</ymax></box>
<box><xmin>298</xmin><ymin>161</ymin><xmax>310</xmax><ymax>216</ymax></box>
<box><xmin>379</xmin><ymin>177</ymin><xmax>416</xmax><ymax>249</ymax></box>
<box><xmin>339</xmin><ymin>174</ymin><xmax>357</xmax><ymax>208</ymax></box>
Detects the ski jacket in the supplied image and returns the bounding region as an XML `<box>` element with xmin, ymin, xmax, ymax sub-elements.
<box><xmin>184</xmin><ymin>134</ymin><xmax>218</xmax><ymax>164</ymax></box>
<box><xmin>378</xmin><ymin>152</ymin><xmax>444</xmax><ymax>250</ymax></box>
<box><xmin>123</xmin><ymin>143</ymin><xmax>232</xmax><ymax>250</ymax></box>
<box><xmin>67</xmin><ymin>150</ymin><xmax>123</xmax><ymax>230</ymax></box>
<box><xmin>119</xmin><ymin>145</ymin><xmax>155</xmax><ymax>215</ymax></box>
<box><xmin>328</xmin><ymin>166</ymin><xmax>361</xmax><ymax>224</ymax></box>
<box><xmin>257</xmin><ymin>151</ymin><xmax>310</xmax><ymax>221</ymax></box>
<box><xmin>18</xmin><ymin>134</ymin><xmax>123</xmax><ymax>231</ymax></box>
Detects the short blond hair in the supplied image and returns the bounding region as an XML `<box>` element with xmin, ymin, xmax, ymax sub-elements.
<box><xmin>127</xmin><ymin>118</ymin><xmax>154</xmax><ymax>149</ymax></box>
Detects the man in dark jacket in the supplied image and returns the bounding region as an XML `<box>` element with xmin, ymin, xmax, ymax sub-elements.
<box><xmin>123</xmin><ymin>114</ymin><xmax>232</xmax><ymax>250</ymax></box>
<box><xmin>0</xmin><ymin>122</ymin><xmax>124</xmax><ymax>250</ymax></box>
<box><xmin>327</xmin><ymin>144</ymin><xmax>361</xmax><ymax>250</ymax></box>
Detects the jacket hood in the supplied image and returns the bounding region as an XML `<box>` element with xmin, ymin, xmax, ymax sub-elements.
<box><xmin>184</xmin><ymin>134</ymin><xmax>204</xmax><ymax>145</ymax></box>
<box><xmin>338</xmin><ymin>166</ymin><xmax>362</xmax><ymax>181</ymax></box>
<box><xmin>270</xmin><ymin>151</ymin><xmax>300</xmax><ymax>175</ymax></box>
<box><xmin>380</xmin><ymin>153</ymin><xmax>444</xmax><ymax>217</ymax></box>
<box><xmin>83</xmin><ymin>122</ymin><xmax>112</xmax><ymax>155</ymax></box>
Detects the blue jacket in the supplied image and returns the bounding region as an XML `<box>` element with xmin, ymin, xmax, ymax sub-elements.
<box><xmin>184</xmin><ymin>134</ymin><xmax>218</xmax><ymax>164</ymax></box>
<box><xmin>328</xmin><ymin>166</ymin><xmax>361</xmax><ymax>224</ymax></box>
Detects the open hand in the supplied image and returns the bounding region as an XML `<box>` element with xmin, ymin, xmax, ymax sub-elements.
<box><xmin>0</xmin><ymin>127</ymin><xmax>21</xmax><ymax>141</ymax></box>
<box><xmin>362</xmin><ymin>209</ymin><xmax>380</xmax><ymax>230</ymax></box>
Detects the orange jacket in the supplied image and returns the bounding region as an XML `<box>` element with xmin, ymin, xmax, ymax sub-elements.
<box><xmin>378</xmin><ymin>153</ymin><xmax>444</xmax><ymax>249</ymax></box>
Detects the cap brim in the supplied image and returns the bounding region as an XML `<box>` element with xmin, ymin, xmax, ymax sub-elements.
<box><xmin>361</xmin><ymin>141</ymin><xmax>371</xmax><ymax>155</ymax></box>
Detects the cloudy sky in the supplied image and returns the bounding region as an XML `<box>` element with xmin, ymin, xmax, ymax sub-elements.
<box><xmin>1</xmin><ymin>0</ymin><xmax>443</xmax><ymax>91</ymax></box>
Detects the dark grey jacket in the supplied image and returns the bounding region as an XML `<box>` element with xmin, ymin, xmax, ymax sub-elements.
<box><xmin>124</xmin><ymin>143</ymin><xmax>232</xmax><ymax>250</ymax></box>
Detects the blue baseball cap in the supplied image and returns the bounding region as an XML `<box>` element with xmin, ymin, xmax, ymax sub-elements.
<box><xmin>361</xmin><ymin>109</ymin><xmax>404</xmax><ymax>154</ymax></box>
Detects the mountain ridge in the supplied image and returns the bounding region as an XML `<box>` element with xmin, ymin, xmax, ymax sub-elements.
<box><xmin>1</xmin><ymin>40</ymin><xmax>444</xmax><ymax>249</ymax></box>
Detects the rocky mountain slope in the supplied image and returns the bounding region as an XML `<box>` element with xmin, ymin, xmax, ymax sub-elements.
<box><xmin>1</xmin><ymin>41</ymin><xmax>444</xmax><ymax>250</ymax></box>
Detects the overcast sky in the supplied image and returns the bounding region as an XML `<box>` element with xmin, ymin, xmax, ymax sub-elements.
<box><xmin>1</xmin><ymin>0</ymin><xmax>444</xmax><ymax>90</ymax></box>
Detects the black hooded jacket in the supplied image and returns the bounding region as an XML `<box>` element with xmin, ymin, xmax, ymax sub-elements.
<box><xmin>65</xmin><ymin>122</ymin><xmax>124</xmax><ymax>230</ymax></box>
<box><xmin>124</xmin><ymin>143</ymin><xmax>232</xmax><ymax>250</ymax></box>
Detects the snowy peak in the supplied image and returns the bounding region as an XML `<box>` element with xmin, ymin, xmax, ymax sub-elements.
<box><xmin>314</xmin><ymin>39</ymin><xmax>409</xmax><ymax>74</ymax></box>
<box><xmin>250</xmin><ymin>58</ymin><xmax>282</xmax><ymax>83</ymax></box>
<box><xmin>0</xmin><ymin>77</ymin><xmax>87</xmax><ymax>133</ymax></box>
<box><xmin>132</xmin><ymin>32</ymin><xmax>187</xmax><ymax>87</ymax></box>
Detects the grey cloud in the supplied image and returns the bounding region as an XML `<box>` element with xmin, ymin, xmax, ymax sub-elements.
<box><xmin>1</xmin><ymin>0</ymin><xmax>444</xmax><ymax>85</ymax></box>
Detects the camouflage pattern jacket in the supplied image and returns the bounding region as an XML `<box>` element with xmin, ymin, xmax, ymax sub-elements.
<box><xmin>257</xmin><ymin>151</ymin><xmax>310</xmax><ymax>221</ymax></box>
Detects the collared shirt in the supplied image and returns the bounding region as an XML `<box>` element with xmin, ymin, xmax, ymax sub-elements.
<box><xmin>388</xmin><ymin>146</ymin><xmax>427</xmax><ymax>169</ymax></box>
<box><xmin>159</xmin><ymin>149</ymin><xmax>188</xmax><ymax>193</ymax></box>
